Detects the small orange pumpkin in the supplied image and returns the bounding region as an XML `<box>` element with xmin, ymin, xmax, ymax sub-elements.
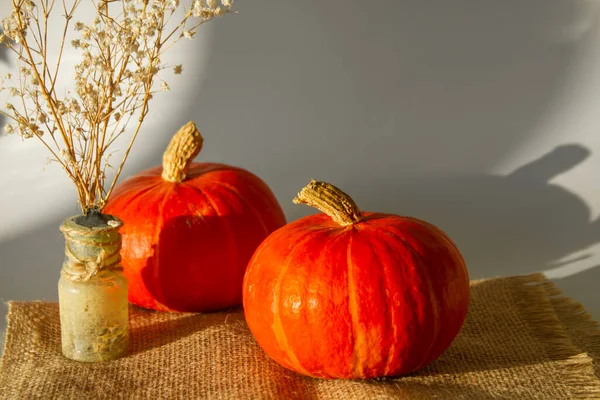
<box><xmin>242</xmin><ymin>180</ymin><xmax>469</xmax><ymax>379</ymax></box>
<box><xmin>104</xmin><ymin>122</ymin><xmax>286</xmax><ymax>312</ymax></box>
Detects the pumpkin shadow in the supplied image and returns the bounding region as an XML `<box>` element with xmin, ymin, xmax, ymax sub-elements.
<box><xmin>124</xmin><ymin>303</ymin><xmax>500</xmax><ymax>398</ymax></box>
<box><xmin>326</xmin><ymin>144</ymin><xmax>600</xmax><ymax>280</ymax></box>
<box><xmin>126</xmin><ymin>305</ymin><xmax>245</xmax><ymax>356</ymax></box>
<box><xmin>139</xmin><ymin>213</ymin><xmax>268</xmax><ymax>313</ymax></box>
<box><xmin>384</xmin><ymin>382</ymin><xmax>498</xmax><ymax>399</ymax></box>
<box><xmin>126</xmin><ymin>306</ymin><xmax>319</xmax><ymax>399</ymax></box>
<box><xmin>314</xmin><ymin>380</ymin><xmax>498</xmax><ymax>399</ymax></box>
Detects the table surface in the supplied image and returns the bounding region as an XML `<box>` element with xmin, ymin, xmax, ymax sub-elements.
<box><xmin>2</xmin><ymin>269</ymin><xmax>600</xmax><ymax>358</ymax></box>
<box><xmin>2</xmin><ymin>275</ymin><xmax>599</xmax><ymax>400</ymax></box>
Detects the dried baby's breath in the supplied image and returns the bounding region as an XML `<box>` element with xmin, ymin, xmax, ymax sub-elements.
<box><xmin>0</xmin><ymin>0</ymin><xmax>233</xmax><ymax>213</ymax></box>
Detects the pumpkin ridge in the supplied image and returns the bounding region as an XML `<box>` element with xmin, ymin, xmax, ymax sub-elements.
<box><xmin>208</xmin><ymin>180</ymin><xmax>270</xmax><ymax>237</ymax></box>
<box><xmin>346</xmin><ymin>232</ymin><xmax>364</xmax><ymax>378</ymax></box>
<box><xmin>271</xmin><ymin>230</ymin><xmax>323</xmax><ymax>376</ymax></box>
<box><xmin>151</xmin><ymin>184</ymin><xmax>176</xmax><ymax>311</ymax></box>
<box><xmin>364</xmin><ymin>236</ymin><xmax>396</xmax><ymax>376</ymax></box>
<box><xmin>183</xmin><ymin>183</ymin><xmax>239</xmax><ymax>303</ymax></box>
<box><xmin>384</xmin><ymin>225</ymin><xmax>440</xmax><ymax>371</ymax></box>
<box><xmin>394</xmin><ymin>219</ymin><xmax>468</xmax><ymax>366</ymax></box>
<box><xmin>403</xmin><ymin>228</ymin><xmax>442</xmax><ymax>372</ymax></box>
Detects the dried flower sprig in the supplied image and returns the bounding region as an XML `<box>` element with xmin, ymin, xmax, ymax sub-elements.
<box><xmin>0</xmin><ymin>0</ymin><xmax>232</xmax><ymax>213</ymax></box>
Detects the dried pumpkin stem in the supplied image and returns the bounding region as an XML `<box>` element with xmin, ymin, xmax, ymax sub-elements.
<box><xmin>293</xmin><ymin>180</ymin><xmax>362</xmax><ymax>226</ymax></box>
<box><xmin>161</xmin><ymin>121</ymin><xmax>204</xmax><ymax>183</ymax></box>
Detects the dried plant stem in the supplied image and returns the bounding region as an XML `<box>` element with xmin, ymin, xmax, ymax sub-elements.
<box><xmin>12</xmin><ymin>0</ymin><xmax>89</xmax><ymax>202</ymax></box>
<box><xmin>104</xmin><ymin>90</ymin><xmax>149</xmax><ymax>202</ymax></box>
<box><xmin>1</xmin><ymin>0</ymin><xmax>233</xmax><ymax>213</ymax></box>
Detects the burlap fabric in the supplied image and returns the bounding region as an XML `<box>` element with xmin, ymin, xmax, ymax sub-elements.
<box><xmin>1</xmin><ymin>274</ymin><xmax>600</xmax><ymax>399</ymax></box>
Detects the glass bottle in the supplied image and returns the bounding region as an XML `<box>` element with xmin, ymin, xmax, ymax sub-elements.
<box><xmin>58</xmin><ymin>213</ymin><xmax>129</xmax><ymax>362</ymax></box>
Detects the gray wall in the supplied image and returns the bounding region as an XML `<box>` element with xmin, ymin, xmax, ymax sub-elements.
<box><xmin>2</xmin><ymin>0</ymin><xmax>600</xmax><ymax>349</ymax></box>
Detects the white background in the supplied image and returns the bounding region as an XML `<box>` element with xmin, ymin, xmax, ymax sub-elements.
<box><xmin>1</xmin><ymin>1</ymin><xmax>599</xmax><ymax>349</ymax></box>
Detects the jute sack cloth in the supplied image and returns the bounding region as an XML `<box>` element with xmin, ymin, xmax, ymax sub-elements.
<box><xmin>1</xmin><ymin>274</ymin><xmax>600</xmax><ymax>399</ymax></box>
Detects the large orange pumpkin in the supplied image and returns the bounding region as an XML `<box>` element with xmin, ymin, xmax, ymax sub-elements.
<box><xmin>242</xmin><ymin>180</ymin><xmax>469</xmax><ymax>379</ymax></box>
<box><xmin>104</xmin><ymin>122</ymin><xmax>286</xmax><ymax>312</ymax></box>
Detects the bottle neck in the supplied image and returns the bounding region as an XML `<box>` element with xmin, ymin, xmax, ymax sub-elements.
<box><xmin>60</xmin><ymin>215</ymin><xmax>123</xmax><ymax>282</ymax></box>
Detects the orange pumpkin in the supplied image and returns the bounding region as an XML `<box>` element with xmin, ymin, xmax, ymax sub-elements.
<box><xmin>242</xmin><ymin>180</ymin><xmax>469</xmax><ymax>379</ymax></box>
<box><xmin>104</xmin><ymin>122</ymin><xmax>286</xmax><ymax>312</ymax></box>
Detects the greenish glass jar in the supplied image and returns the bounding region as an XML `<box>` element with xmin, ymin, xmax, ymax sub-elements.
<box><xmin>58</xmin><ymin>214</ymin><xmax>129</xmax><ymax>362</ymax></box>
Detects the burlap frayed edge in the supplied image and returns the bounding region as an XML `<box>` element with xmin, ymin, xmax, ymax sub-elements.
<box><xmin>0</xmin><ymin>301</ymin><xmax>26</xmax><ymax>393</ymax></box>
<box><xmin>0</xmin><ymin>301</ymin><xmax>16</xmax><ymax>365</ymax></box>
<box><xmin>517</xmin><ymin>273</ymin><xmax>600</xmax><ymax>399</ymax></box>
<box><xmin>538</xmin><ymin>277</ymin><xmax>600</xmax><ymax>378</ymax></box>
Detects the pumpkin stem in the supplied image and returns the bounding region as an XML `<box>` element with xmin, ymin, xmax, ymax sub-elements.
<box><xmin>161</xmin><ymin>121</ymin><xmax>204</xmax><ymax>183</ymax></box>
<box><xmin>293</xmin><ymin>180</ymin><xmax>362</xmax><ymax>226</ymax></box>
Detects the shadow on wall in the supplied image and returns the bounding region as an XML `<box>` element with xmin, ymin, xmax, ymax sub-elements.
<box><xmin>1</xmin><ymin>146</ymin><xmax>597</xmax><ymax>302</ymax></box>
<box><xmin>320</xmin><ymin>144</ymin><xmax>600</xmax><ymax>280</ymax></box>
<box><xmin>192</xmin><ymin>0</ymin><xmax>598</xmax><ymax>198</ymax></box>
